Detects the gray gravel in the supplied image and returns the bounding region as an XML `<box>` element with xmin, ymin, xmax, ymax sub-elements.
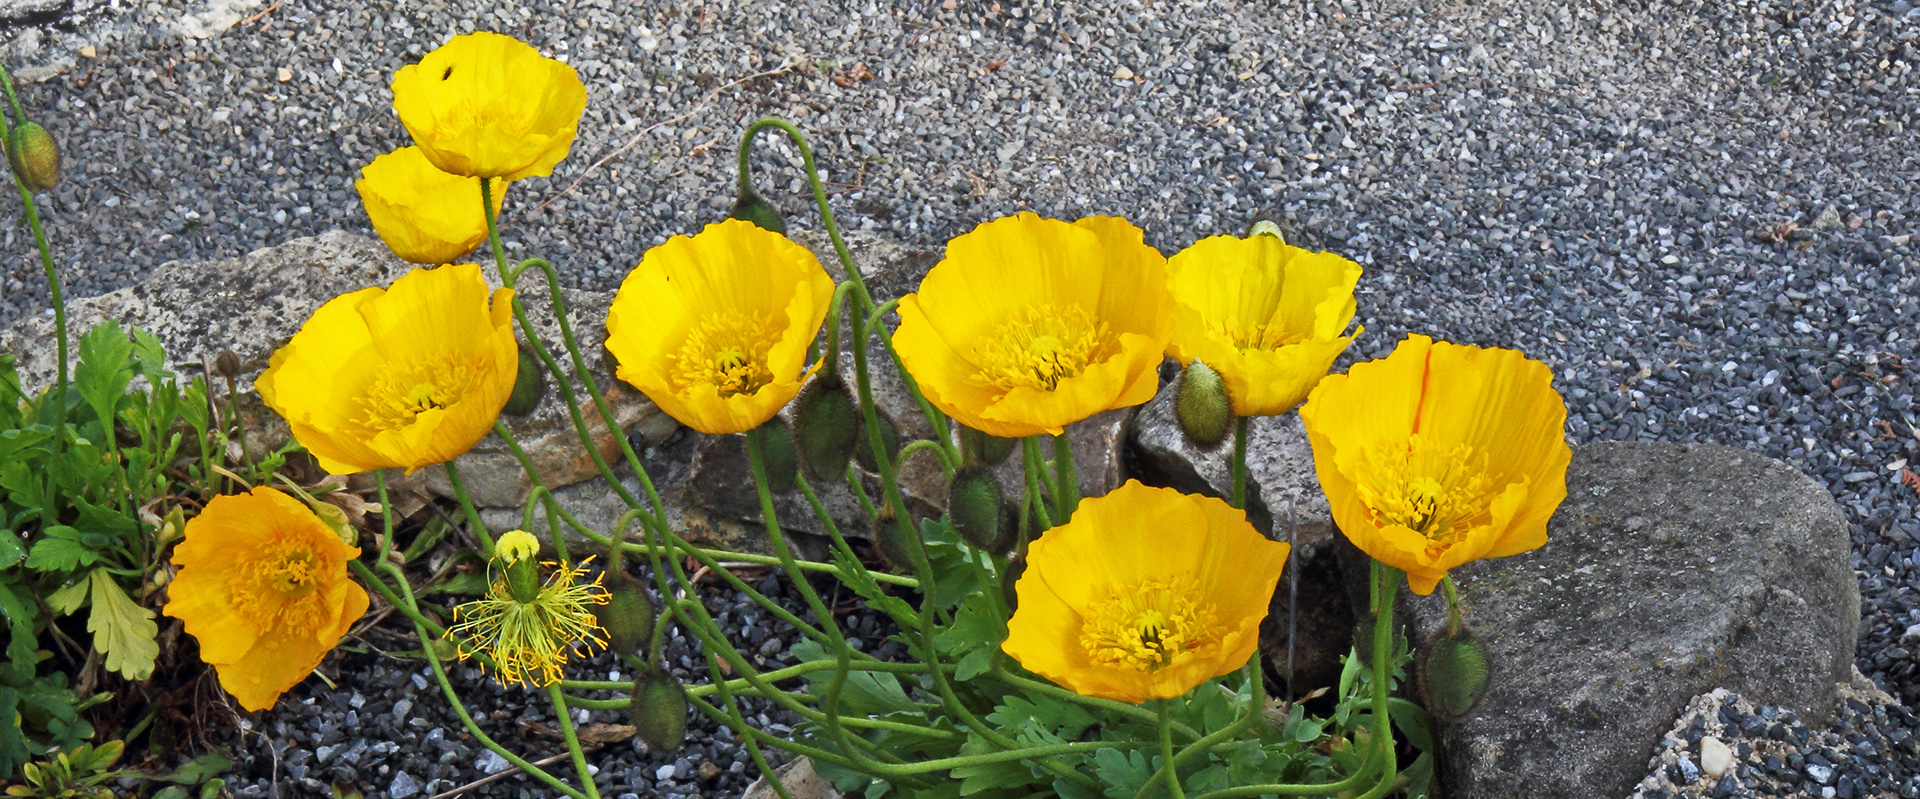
<box><xmin>5</xmin><ymin>0</ymin><xmax>1920</xmax><ymax>794</ymax></box>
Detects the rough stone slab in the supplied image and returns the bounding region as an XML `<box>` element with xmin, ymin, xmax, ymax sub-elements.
<box><xmin>1378</xmin><ymin>442</ymin><xmax>1859</xmax><ymax>799</ymax></box>
<box><xmin>0</xmin><ymin>230</ymin><xmax>669</xmax><ymax>514</ymax></box>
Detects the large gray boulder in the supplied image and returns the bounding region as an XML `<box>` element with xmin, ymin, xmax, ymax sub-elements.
<box><xmin>1381</xmin><ymin>442</ymin><xmax>1859</xmax><ymax>799</ymax></box>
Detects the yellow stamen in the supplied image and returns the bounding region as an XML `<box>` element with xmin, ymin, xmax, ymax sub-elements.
<box><xmin>970</xmin><ymin>304</ymin><xmax>1116</xmax><ymax>392</ymax></box>
<box><xmin>1080</xmin><ymin>578</ymin><xmax>1219</xmax><ymax>673</ymax></box>
<box><xmin>671</xmin><ymin>311</ymin><xmax>784</xmax><ymax>397</ymax></box>
<box><xmin>355</xmin><ymin>353</ymin><xmax>490</xmax><ymax>434</ymax></box>
<box><xmin>1354</xmin><ymin>434</ymin><xmax>1497</xmax><ymax>544</ymax></box>
<box><xmin>446</xmin><ymin>558</ymin><xmax>609</xmax><ymax>687</ymax></box>
<box><xmin>228</xmin><ymin>534</ymin><xmax>331</xmax><ymax>632</ymax></box>
<box><xmin>1209</xmin><ymin>318</ymin><xmax>1307</xmax><ymax>351</ymax></box>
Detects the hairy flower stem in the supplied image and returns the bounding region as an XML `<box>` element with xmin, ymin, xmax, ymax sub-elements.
<box><xmin>1352</xmin><ymin>561</ymin><xmax>1401</xmax><ymax>799</ymax></box>
<box><xmin>441</xmin><ymin>461</ymin><xmax>497</xmax><ymax>557</ymax></box>
<box><xmin>1231</xmin><ymin>416</ymin><xmax>1250</xmax><ymax>510</ymax></box>
<box><xmin>1053</xmin><ymin>431</ymin><xmax>1079</xmax><ymax>521</ymax></box>
<box><xmin>0</xmin><ymin>67</ymin><xmax>67</xmax><ymax>463</ymax></box>
<box><xmin>1021</xmin><ymin>437</ymin><xmax>1056</xmax><ymax>531</ymax></box>
<box><xmin>1158</xmin><ymin>700</ymin><xmax>1186</xmax><ymax>799</ymax></box>
<box><xmin>545</xmin><ymin>683</ymin><xmax>600</xmax><ymax>799</ymax></box>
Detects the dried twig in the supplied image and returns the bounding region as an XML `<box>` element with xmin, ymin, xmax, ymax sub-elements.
<box><xmin>426</xmin><ymin>752</ymin><xmax>572</xmax><ymax>799</ymax></box>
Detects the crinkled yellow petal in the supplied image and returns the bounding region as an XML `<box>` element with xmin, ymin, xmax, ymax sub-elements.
<box><xmin>605</xmin><ymin>219</ymin><xmax>834</xmax><ymax>435</ymax></box>
<box><xmin>390</xmin><ymin>32</ymin><xmax>587</xmax><ymax>181</ymax></box>
<box><xmin>355</xmin><ymin>146</ymin><xmax>502</xmax><ymax>264</ymax></box>
<box><xmin>256</xmin><ymin>264</ymin><xmax>517</xmax><ymax>475</ymax></box>
<box><xmin>1166</xmin><ymin>235</ymin><xmax>1361</xmax><ymax>416</ymax></box>
<box><xmin>1003</xmin><ymin>481</ymin><xmax>1287</xmax><ymax>703</ymax></box>
<box><xmin>894</xmin><ymin>213</ymin><xmax>1172</xmax><ymax>439</ymax></box>
<box><xmin>1299</xmin><ymin>334</ymin><xmax>1570</xmax><ymax>596</ymax></box>
<box><xmin>164</xmin><ymin>488</ymin><xmax>368</xmax><ymax>711</ymax></box>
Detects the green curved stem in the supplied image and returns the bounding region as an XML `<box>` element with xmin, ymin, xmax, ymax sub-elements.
<box><xmin>1158</xmin><ymin>701</ymin><xmax>1186</xmax><ymax>799</ymax></box>
<box><xmin>1020</xmin><ymin>438</ymin><xmax>1055</xmax><ymax>531</ymax></box>
<box><xmin>545</xmin><ymin>683</ymin><xmax>601</xmax><ymax>799</ymax></box>
<box><xmin>1052</xmin><ymin>432</ymin><xmax>1079</xmax><ymax>521</ymax></box>
<box><xmin>738</xmin><ymin>118</ymin><xmax>867</xmax><ymax>299</ymax></box>
<box><xmin>441</xmin><ymin>461</ymin><xmax>496</xmax><ymax>557</ymax></box>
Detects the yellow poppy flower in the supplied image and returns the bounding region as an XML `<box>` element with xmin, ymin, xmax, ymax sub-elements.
<box><xmin>390</xmin><ymin>32</ymin><xmax>587</xmax><ymax>182</ymax></box>
<box><xmin>1002</xmin><ymin>480</ymin><xmax>1289</xmax><ymax>703</ymax></box>
<box><xmin>355</xmin><ymin>146</ymin><xmax>504</xmax><ymax>265</ymax></box>
<box><xmin>445</xmin><ymin>530</ymin><xmax>609</xmax><ymax>687</ymax></box>
<box><xmin>604</xmin><ymin>218</ymin><xmax>835</xmax><ymax>435</ymax></box>
<box><xmin>163</xmin><ymin>487</ymin><xmax>369</xmax><ymax>712</ymax></box>
<box><xmin>893</xmin><ymin>213</ymin><xmax>1173</xmax><ymax>439</ymax></box>
<box><xmin>1298</xmin><ymin>334</ymin><xmax>1572</xmax><ymax>595</ymax></box>
<box><xmin>256</xmin><ymin>263</ymin><xmax>518</xmax><ymax>475</ymax></box>
<box><xmin>1165</xmin><ymin>232</ymin><xmax>1362</xmax><ymax>416</ymax></box>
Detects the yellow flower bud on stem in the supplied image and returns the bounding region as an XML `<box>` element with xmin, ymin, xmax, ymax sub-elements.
<box><xmin>792</xmin><ymin>370</ymin><xmax>861</xmax><ymax>481</ymax></box>
<box><xmin>6</xmin><ymin>121</ymin><xmax>59</xmax><ymax>192</ymax></box>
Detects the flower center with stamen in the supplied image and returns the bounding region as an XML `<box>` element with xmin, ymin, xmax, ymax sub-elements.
<box><xmin>672</xmin><ymin>311</ymin><xmax>783</xmax><ymax>397</ymax></box>
<box><xmin>1080</xmin><ymin>578</ymin><xmax>1218</xmax><ymax>673</ymax></box>
<box><xmin>229</xmin><ymin>535</ymin><xmax>331</xmax><ymax>632</ymax></box>
<box><xmin>356</xmin><ymin>354</ymin><xmax>491</xmax><ymax>434</ymax></box>
<box><xmin>1354</xmin><ymin>434</ymin><xmax>1498</xmax><ymax>545</ymax></box>
<box><xmin>1209</xmin><ymin>319</ymin><xmax>1307</xmax><ymax>351</ymax></box>
<box><xmin>971</xmin><ymin>304</ymin><xmax>1115</xmax><ymax>392</ymax></box>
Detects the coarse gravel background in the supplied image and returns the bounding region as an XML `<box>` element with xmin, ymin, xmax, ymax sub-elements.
<box><xmin>3</xmin><ymin>0</ymin><xmax>1920</xmax><ymax>795</ymax></box>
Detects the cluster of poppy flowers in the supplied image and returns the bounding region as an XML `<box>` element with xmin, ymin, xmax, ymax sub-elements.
<box><xmin>160</xmin><ymin>31</ymin><xmax>1572</xmax><ymax>712</ymax></box>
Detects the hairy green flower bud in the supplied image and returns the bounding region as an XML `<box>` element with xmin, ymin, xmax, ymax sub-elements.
<box><xmin>630</xmin><ymin>666</ymin><xmax>688</xmax><ymax>752</ymax></box>
<box><xmin>730</xmin><ymin>187</ymin><xmax>786</xmax><ymax>234</ymax></box>
<box><xmin>7</xmin><ymin>121</ymin><xmax>60</xmax><ymax>192</ymax></box>
<box><xmin>948</xmin><ymin>466</ymin><xmax>1009</xmax><ymax>554</ymax></box>
<box><xmin>1176</xmin><ymin>360</ymin><xmax>1233</xmax><ymax>446</ymax></box>
<box><xmin>793</xmin><ymin>371</ymin><xmax>861</xmax><ymax>480</ymax></box>
<box><xmin>853</xmin><ymin>412</ymin><xmax>901</xmax><ymax>474</ymax></box>
<box><xmin>502</xmin><ymin>346</ymin><xmax>546</xmax><ymax>416</ymax></box>
<box><xmin>958</xmin><ymin>424</ymin><xmax>1015</xmax><ymax>467</ymax></box>
<box><xmin>1417</xmin><ymin>624</ymin><xmax>1492</xmax><ymax>724</ymax></box>
<box><xmin>593</xmin><ymin>569</ymin><xmax>655</xmax><ymax>656</ymax></box>
<box><xmin>754</xmin><ymin>417</ymin><xmax>798</xmax><ymax>493</ymax></box>
<box><xmin>873</xmin><ymin>507</ymin><xmax>919</xmax><ymax>573</ymax></box>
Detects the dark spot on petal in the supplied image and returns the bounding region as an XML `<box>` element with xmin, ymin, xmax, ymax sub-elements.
<box><xmin>442</xmin><ymin>66</ymin><xmax>454</xmax><ymax>80</ymax></box>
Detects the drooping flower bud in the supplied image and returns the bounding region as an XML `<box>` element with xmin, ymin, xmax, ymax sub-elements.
<box><xmin>853</xmin><ymin>412</ymin><xmax>901</xmax><ymax>474</ymax></box>
<box><xmin>7</xmin><ymin>121</ymin><xmax>60</xmax><ymax>192</ymax></box>
<box><xmin>730</xmin><ymin>187</ymin><xmax>786</xmax><ymax>234</ymax></box>
<box><xmin>792</xmin><ymin>371</ymin><xmax>860</xmax><ymax>481</ymax></box>
<box><xmin>593</xmin><ymin>569</ymin><xmax>655</xmax><ymax>657</ymax></box>
<box><xmin>873</xmin><ymin>506</ymin><xmax>919</xmax><ymax>573</ymax></box>
<box><xmin>214</xmin><ymin>350</ymin><xmax>242</xmax><ymax>379</ymax></box>
<box><xmin>1176</xmin><ymin>360</ymin><xmax>1233</xmax><ymax>446</ymax></box>
<box><xmin>948</xmin><ymin>466</ymin><xmax>1009</xmax><ymax>554</ymax></box>
<box><xmin>958</xmin><ymin>424</ymin><xmax>1015</xmax><ymax>468</ymax></box>
<box><xmin>1000</xmin><ymin>548</ymin><xmax>1026</xmax><ymax>615</ymax></box>
<box><xmin>501</xmin><ymin>346</ymin><xmax>545</xmax><ymax>416</ymax></box>
<box><xmin>630</xmin><ymin>666</ymin><xmax>689</xmax><ymax>752</ymax></box>
<box><xmin>754</xmin><ymin>417</ymin><xmax>798</xmax><ymax>494</ymax></box>
<box><xmin>497</xmin><ymin>530</ymin><xmax>543</xmax><ymax>604</ymax></box>
<box><xmin>1417</xmin><ymin>623</ymin><xmax>1492</xmax><ymax>724</ymax></box>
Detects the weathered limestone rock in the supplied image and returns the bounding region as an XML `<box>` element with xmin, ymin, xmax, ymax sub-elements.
<box><xmin>0</xmin><ymin>230</ymin><xmax>672</xmax><ymax>524</ymax></box>
<box><xmin>1126</xmin><ymin>379</ymin><xmax>1350</xmax><ymax>695</ymax></box>
<box><xmin>1377</xmin><ymin>442</ymin><xmax>1859</xmax><ymax>799</ymax></box>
